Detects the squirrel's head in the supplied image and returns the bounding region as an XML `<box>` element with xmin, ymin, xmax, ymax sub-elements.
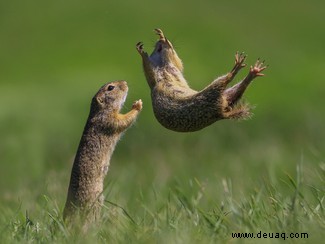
<box><xmin>150</xmin><ymin>29</ymin><xmax>184</xmax><ymax>72</ymax></box>
<box><xmin>91</xmin><ymin>80</ymin><xmax>128</xmax><ymax>113</ymax></box>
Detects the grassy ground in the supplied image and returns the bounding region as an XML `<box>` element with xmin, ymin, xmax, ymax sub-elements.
<box><xmin>0</xmin><ymin>0</ymin><xmax>324</xmax><ymax>243</ymax></box>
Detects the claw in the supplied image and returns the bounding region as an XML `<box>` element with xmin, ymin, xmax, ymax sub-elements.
<box><xmin>250</xmin><ymin>59</ymin><xmax>268</xmax><ymax>77</ymax></box>
<box><xmin>234</xmin><ymin>51</ymin><xmax>247</xmax><ymax>68</ymax></box>
<box><xmin>154</xmin><ymin>28</ymin><xmax>165</xmax><ymax>40</ymax></box>
<box><xmin>136</xmin><ymin>42</ymin><xmax>144</xmax><ymax>53</ymax></box>
<box><xmin>230</xmin><ymin>51</ymin><xmax>247</xmax><ymax>75</ymax></box>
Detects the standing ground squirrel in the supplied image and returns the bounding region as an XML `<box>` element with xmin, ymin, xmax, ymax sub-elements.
<box><xmin>136</xmin><ymin>29</ymin><xmax>267</xmax><ymax>132</ymax></box>
<box><xmin>63</xmin><ymin>80</ymin><xmax>142</xmax><ymax>226</ymax></box>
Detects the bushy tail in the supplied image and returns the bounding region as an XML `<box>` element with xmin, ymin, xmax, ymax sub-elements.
<box><xmin>225</xmin><ymin>102</ymin><xmax>254</xmax><ymax>120</ymax></box>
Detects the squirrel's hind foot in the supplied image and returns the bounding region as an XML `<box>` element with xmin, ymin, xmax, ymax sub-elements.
<box><xmin>232</xmin><ymin>51</ymin><xmax>247</xmax><ymax>74</ymax></box>
<box><xmin>250</xmin><ymin>59</ymin><xmax>268</xmax><ymax>77</ymax></box>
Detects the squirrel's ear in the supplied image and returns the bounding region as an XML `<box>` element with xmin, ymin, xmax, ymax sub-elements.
<box><xmin>96</xmin><ymin>96</ymin><xmax>104</xmax><ymax>105</ymax></box>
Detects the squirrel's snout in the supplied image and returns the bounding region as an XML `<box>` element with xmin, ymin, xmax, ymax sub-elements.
<box><xmin>118</xmin><ymin>80</ymin><xmax>127</xmax><ymax>86</ymax></box>
<box><xmin>118</xmin><ymin>80</ymin><xmax>128</xmax><ymax>92</ymax></box>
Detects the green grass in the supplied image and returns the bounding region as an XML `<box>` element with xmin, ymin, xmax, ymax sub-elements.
<box><xmin>0</xmin><ymin>0</ymin><xmax>324</xmax><ymax>243</ymax></box>
<box><xmin>1</xmin><ymin>166</ymin><xmax>324</xmax><ymax>243</ymax></box>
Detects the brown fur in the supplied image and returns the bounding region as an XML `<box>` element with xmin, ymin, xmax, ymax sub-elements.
<box><xmin>136</xmin><ymin>29</ymin><xmax>267</xmax><ymax>132</ymax></box>
<box><xmin>63</xmin><ymin>80</ymin><xmax>142</xmax><ymax>228</ymax></box>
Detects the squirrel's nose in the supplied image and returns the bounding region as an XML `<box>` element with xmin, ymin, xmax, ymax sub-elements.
<box><xmin>118</xmin><ymin>80</ymin><xmax>128</xmax><ymax>91</ymax></box>
<box><xmin>119</xmin><ymin>80</ymin><xmax>127</xmax><ymax>85</ymax></box>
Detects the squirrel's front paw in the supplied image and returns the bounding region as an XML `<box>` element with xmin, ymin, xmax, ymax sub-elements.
<box><xmin>136</xmin><ymin>42</ymin><xmax>145</xmax><ymax>54</ymax></box>
<box><xmin>132</xmin><ymin>99</ymin><xmax>143</xmax><ymax>111</ymax></box>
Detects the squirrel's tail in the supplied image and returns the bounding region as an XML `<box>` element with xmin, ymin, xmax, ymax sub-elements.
<box><xmin>224</xmin><ymin>102</ymin><xmax>253</xmax><ymax>120</ymax></box>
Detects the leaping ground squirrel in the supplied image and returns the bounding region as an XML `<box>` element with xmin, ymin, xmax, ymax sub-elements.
<box><xmin>136</xmin><ymin>29</ymin><xmax>267</xmax><ymax>132</ymax></box>
<box><xmin>63</xmin><ymin>80</ymin><xmax>142</xmax><ymax>226</ymax></box>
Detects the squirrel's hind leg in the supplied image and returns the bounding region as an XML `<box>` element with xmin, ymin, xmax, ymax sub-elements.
<box><xmin>211</xmin><ymin>52</ymin><xmax>247</xmax><ymax>89</ymax></box>
<box><xmin>224</xmin><ymin>59</ymin><xmax>267</xmax><ymax>106</ymax></box>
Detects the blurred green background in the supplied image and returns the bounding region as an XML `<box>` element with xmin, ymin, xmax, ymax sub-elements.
<box><xmin>0</xmin><ymin>0</ymin><xmax>324</xmax><ymax>223</ymax></box>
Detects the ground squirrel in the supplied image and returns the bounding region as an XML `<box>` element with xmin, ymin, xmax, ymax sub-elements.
<box><xmin>63</xmin><ymin>80</ymin><xmax>142</xmax><ymax>226</ymax></box>
<box><xmin>136</xmin><ymin>29</ymin><xmax>267</xmax><ymax>132</ymax></box>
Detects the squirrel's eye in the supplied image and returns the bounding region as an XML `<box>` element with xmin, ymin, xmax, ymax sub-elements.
<box><xmin>107</xmin><ymin>85</ymin><xmax>115</xmax><ymax>91</ymax></box>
